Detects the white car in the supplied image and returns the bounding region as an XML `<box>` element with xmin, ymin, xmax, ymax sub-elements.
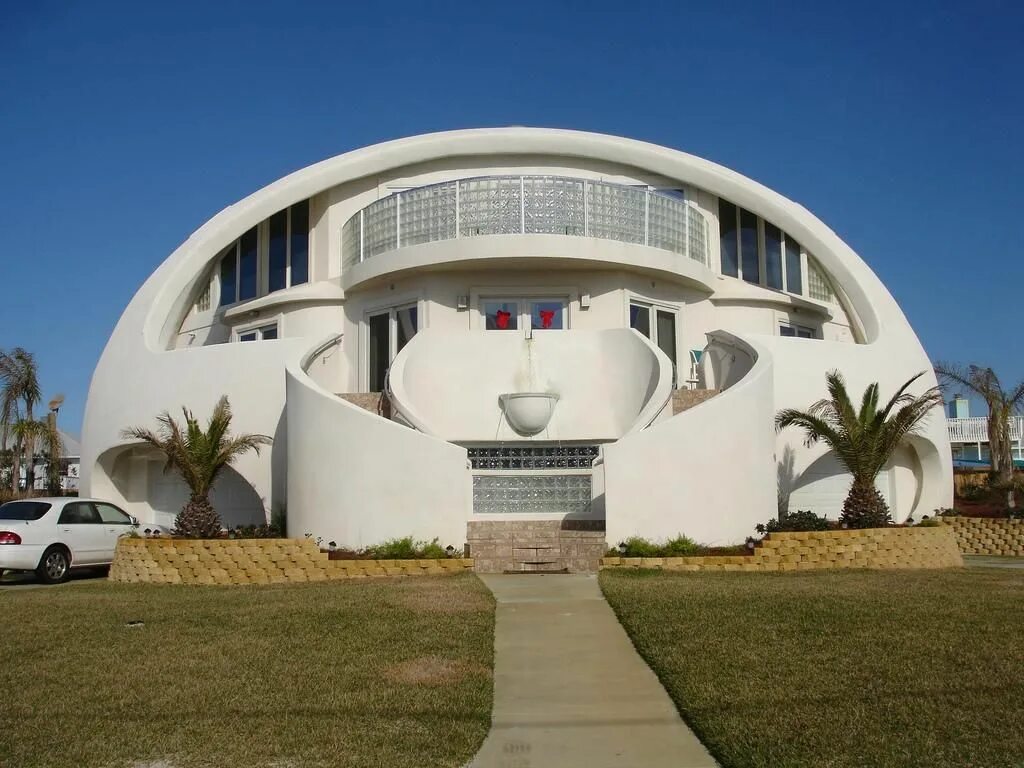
<box><xmin>0</xmin><ymin>498</ymin><xmax>138</xmax><ymax>584</ymax></box>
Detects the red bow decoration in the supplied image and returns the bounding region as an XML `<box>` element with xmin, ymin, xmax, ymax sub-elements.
<box><xmin>539</xmin><ymin>309</ymin><xmax>555</xmax><ymax>329</ymax></box>
<box><xmin>495</xmin><ymin>310</ymin><xmax>511</xmax><ymax>329</ymax></box>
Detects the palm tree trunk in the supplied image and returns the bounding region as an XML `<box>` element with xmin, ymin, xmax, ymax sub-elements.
<box><xmin>23</xmin><ymin>403</ymin><xmax>35</xmax><ymax>492</ymax></box>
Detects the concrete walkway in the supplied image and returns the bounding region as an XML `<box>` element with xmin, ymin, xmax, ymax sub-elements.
<box><xmin>470</xmin><ymin>574</ymin><xmax>717</xmax><ymax>768</ymax></box>
<box><xmin>964</xmin><ymin>555</ymin><xmax>1024</xmax><ymax>570</ymax></box>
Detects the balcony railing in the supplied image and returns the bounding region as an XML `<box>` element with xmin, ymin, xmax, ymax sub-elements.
<box><xmin>341</xmin><ymin>175</ymin><xmax>710</xmax><ymax>268</ymax></box>
<box><xmin>947</xmin><ymin>416</ymin><xmax>1024</xmax><ymax>443</ymax></box>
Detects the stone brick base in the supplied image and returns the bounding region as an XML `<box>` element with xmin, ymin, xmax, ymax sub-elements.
<box><xmin>467</xmin><ymin>519</ymin><xmax>606</xmax><ymax>573</ymax></box>
<box><xmin>941</xmin><ymin>517</ymin><xmax>1024</xmax><ymax>555</ymax></box>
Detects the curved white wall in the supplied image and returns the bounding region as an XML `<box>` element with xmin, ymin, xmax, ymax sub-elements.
<box><xmin>285</xmin><ymin>359</ymin><xmax>470</xmax><ymax>548</ymax></box>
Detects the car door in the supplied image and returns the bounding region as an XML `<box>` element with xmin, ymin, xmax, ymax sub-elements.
<box><xmin>56</xmin><ymin>502</ymin><xmax>107</xmax><ymax>565</ymax></box>
<box><xmin>93</xmin><ymin>502</ymin><xmax>136</xmax><ymax>562</ymax></box>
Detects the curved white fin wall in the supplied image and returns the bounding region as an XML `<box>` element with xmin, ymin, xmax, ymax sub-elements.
<box><xmin>604</xmin><ymin>332</ymin><xmax>777</xmax><ymax>546</ymax></box>
<box><xmin>388</xmin><ymin>329</ymin><xmax>673</xmax><ymax>442</ymax></box>
<box><xmin>285</xmin><ymin>357</ymin><xmax>470</xmax><ymax>548</ymax></box>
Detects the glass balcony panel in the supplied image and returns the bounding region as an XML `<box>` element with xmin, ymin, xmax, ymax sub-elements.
<box><xmin>648</xmin><ymin>193</ymin><xmax>687</xmax><ymax>255</ymax></box>
<box><xmin>459</xmin><ymin>177</ymin><xmax>521</xmax><ymax>236</ymax></box>
<box><xmin>523</xmin><ymin>176</ymin><xmax>585</xmax><ymax>235</ymax></box>
<box><xmin>399</xmin><ymin>182</ymin><xmax>457</xmax><ymax>247</ymax></box>
<box><xmin>587</xmin><ymin>182</ymin><xmax>646</xmax><ymax>244</ymax></box>
<box><xmin>362</xmin><ymin>196</ymin><xmax>397</xmax><ymax>259</ymax></box>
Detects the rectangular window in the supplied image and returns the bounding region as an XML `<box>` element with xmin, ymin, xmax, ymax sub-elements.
<box><xmin>268</xmin><ymin>210</ymin><xmax>288</xmax><ymax>293</ymax></box>
<box><xmin>779</xmin><ymin>322</ymin><xmax>815</xmax><ymax>339</ymax></box>
<box><xmin>238</xmin><ymin>331</ymin><xmax>258</xmax><ymax>342</ymax></box>
<box><xmin>764</xmin><ymin>223</ymin><xmax>784</xmax><ymax>290</ymax></box>
<box><xmin>290</xmin><ymin>200</ymin><xmax>309</xmax><ymax>286</ymax></box>
<box><xmin>718</xmin><ymin>200</ymin><xmax>738</xmax><ymax>277</ymax></box>
<box><xmin>739</xmin><ymin>208</ymin><xmax>759</xmax><ymax>284</ymax></box>
<box><xmin>484</xmin><ymin>301</ymin><xmax>519</xmax><ymax>330</ymax></box>
<box><xmin>785</xmin><ymin>236</ymin><xmax>803</xmax><ymax>295</ymax></box>
<box><xmin>259</xmin><ymin>325</ymin><xmax>278</xmax><ymax>340</ymax></box>
<box><xmin>219</xmin><ymin>245</ymin><xmax>237</xmax><ymax>306</ymax></box>
<box><xmin>395</xmin><ymin>305</ymin><xmax>417</xmax><ymax>353</ymax></box>
<box><xmin>368</xmin><ymin>312</ymin><xmax>390</xmax><ymax>391</ymax></box>
<box><xmin>530</xmin><ymin>301</ymin><xmax>564</xmax><ymax>330</ymax></box>
<box><xmin>629</xmin><ymin>303</ymin><xmax>651</xmax><ymax>337</ymax></box>
<box><xmin>656</xmin><ymin>309</ymin><xmax>677</xmax><ymax>386</ymax></box>
<box><xmin>236</xmin><ymin>324</ymin><xmax>277</xmax><ymax>342</ymax></box>
<box><xmin>238</xmin><ymin>227</ymin><xmax>259</xmax><ymax>301</ymax></box>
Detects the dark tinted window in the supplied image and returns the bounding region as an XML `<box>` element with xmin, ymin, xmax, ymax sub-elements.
<box><xmin>718</xmin><ymin>200</ymin><xmax>738</xmax><ymax>277</ymax></box>
<box><xmin>739</xmin><ymin>207</ymin><xmax>759</xmax><ymax>284</ymax></box>
<box><xmin>58</xmin><ymin>503</ymin><xmax>102</xmax><ymax>525</ymax></box>
<box><xmin>629</xmin><ymin>304</ymin><xmax>651</xmax><ymax>338</ymax></box>
<box><xmin>268</xmin><ymin>210</ymin><xmax>288</xmax><ymax>293</ymax></box>
<box><xmin>785</xmin><ymin>236</ymin><xmax>803</xmax><ymax>295</ymax></box>
<box><xmin>0</xmin><ymin>501</ymin><xmax>52</xmax><ymax>520</ymax></box>
<box><xmin>219</xmin><ymin>245</ymin><xmax>237</xmax><ymax>306</ymax></box>
<box><xmin>238</xmin><ymin>227</ymin><xmax>259</xmax><ymax>301</ymax></box>
<box><xmin>290</xmin><ymin>200</ymin><xmax>309</xmax><ymax>286</ymax></box>
<box><xmin>764</xmin><ymin>223</ymin><xmax>784</xmax><ymax>290</ymax></box>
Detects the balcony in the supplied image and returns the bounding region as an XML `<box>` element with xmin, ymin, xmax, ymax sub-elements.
<box><xmin>341</xmin><ymin>175</ymin><xmax>711</xmax><ymax>269</ymax></box>
<box><xmin>947</xmin><ymin>416</ymin><xmax>1024</xmax><ymax>443</ymax></box>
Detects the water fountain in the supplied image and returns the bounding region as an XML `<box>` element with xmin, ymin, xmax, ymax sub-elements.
<box><xmin>499</xmin><ymin>338</ymin><xmax>559</xmax><ymax>436</ymax></box>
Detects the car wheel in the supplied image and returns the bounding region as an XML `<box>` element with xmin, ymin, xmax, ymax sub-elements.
<box><xmin>36</xmin><ymin>547</ymin><xmax>71</xmax><ymax>585</ymax></box>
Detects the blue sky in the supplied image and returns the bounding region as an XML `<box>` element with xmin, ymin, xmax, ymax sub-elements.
<box><xmin>1</xmin><ymin>0</ymin><xmax>1022</xmax><ymax>436</ymax></box>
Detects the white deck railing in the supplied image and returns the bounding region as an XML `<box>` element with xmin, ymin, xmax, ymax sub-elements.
<box><xmin>947</xmin><ymin>416</ymin><xmax>1024</xmax><ymax>443</ymax></box>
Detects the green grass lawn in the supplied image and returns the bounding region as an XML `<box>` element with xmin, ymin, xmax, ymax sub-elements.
<box><xmin>0</xmin><ymin>574</ymin><xmax>495</xmax><ymax>768</ymax></box>
<box><xmin>601</xmin><ymin>567</ymin><xmax>1024</xmax><ymax>768</ymax></box>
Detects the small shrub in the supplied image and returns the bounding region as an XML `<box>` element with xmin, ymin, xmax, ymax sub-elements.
<box><xmin>935</xmin><ymin>507</ymin><xmax>959</xmax><ymax>517</ymax></box>
<box><xmin>916</xmin><ymin>518</ymin><xmax>941</xmax><ymax>527</ymax></box>
<box><xmin>1008</xmin><ymin>508</ymin><xmax>1024</xmax><ymax>521</ymax></box>
<box><xmin>755</xmin><ymin>509</ymin><xmax>830</xmax><ymax>535</ymax></box>
<box><xmin>616</xmin><ymin>537</ymin><xmax>661</xmax><ymax>558</ymax></box>
<box><xmin>959</xmin><ymin>482</ymin><xmax>990</xmax><ymax>502</ymax></box>
<box><xmin>364</xmin><ymin>537</ymin><xmax>450</xmax><ymax>559</ymax></box>
<box><xmin>663</xmin><ymin>534</ymin><xmax>700</xmax><ymax>556</ymax></box>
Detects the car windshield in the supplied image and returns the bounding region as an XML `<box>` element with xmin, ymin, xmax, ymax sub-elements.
<box><xmin>0</xmin><ymin>501</ymin><xmax>53</xmax><ymax>521</ymax></box>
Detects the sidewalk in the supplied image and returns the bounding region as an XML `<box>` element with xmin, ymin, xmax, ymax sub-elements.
<box><xmin>470</xmin><ymin>574</ymin><xmax>718</xmax><ymax>768</ymax></box>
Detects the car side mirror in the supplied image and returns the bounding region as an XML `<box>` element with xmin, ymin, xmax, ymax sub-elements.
<box><xmin>130</xmin><ymin>516</ymin><xmax>140</xmax><ymax>527</ymax></box>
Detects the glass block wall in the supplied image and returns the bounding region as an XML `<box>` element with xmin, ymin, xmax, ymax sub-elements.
<box><xmin>341</xmin><ymin>175</ymin><xmax>710</xmax><ymax>266</ymax></box>
<box><xmin>472</xmin><ymin>474</ymin><xmax>592</xmax><ymax>516</ymax></box>
<box><xmin>468</xmin><ymin>444</ymin><xmax>598</xmax><ymax>515</ymax></box>
<box><xmin>807</xmin><ymin>257</ymin><xmax>836</xmax><ymax>303</ymax></box>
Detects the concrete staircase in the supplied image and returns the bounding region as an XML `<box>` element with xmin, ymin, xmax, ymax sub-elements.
<box><xmin>337</xmin><ymin>392</ymin><xmax>391</xmax><ymax>418</ymax></box>
<box><xmin>468</xmin><ymin>520</ymin><xmax>606</xmax><ymax>573</ymax></box>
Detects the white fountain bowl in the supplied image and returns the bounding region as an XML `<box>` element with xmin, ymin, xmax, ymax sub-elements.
<box><xmin>499</xmin><ymin>392</ymin><xmax>560</xmax><ymax>436</ymax></box>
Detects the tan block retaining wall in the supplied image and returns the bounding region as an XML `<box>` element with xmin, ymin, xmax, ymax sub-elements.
<box><xmin>940</xmin><ymin>517</ymin><xmax>1024</xmax><ymax>556</ymax></box>
<box><xmin>601</xmin><ymin>526</ymin><xmax>963</xmax><ymax>572</ymax></box>
<box><xmin>109</xmin><ymin>538</ymin><xmax>474</xmax><ymax>585</ymax></box>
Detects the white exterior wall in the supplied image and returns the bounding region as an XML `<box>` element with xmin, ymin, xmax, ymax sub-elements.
<box><xmin>81</xmin><ymin>128</ymin><xmax>951</xmax><ymax>546</ymax></box>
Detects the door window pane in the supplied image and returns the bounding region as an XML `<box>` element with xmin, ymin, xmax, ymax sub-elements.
<box><xmin>238</xmin><ymin>331</ymin><xmax>258</xmax><ymax>342</ymax></box>
<box><xmin>764</xmin><ymin>223</ymin><xmax>784</xmax><ymax>290</ymax></box>
<box><xmin>779</xmin><ymin>325</ymin><xmax>796</xmax><ymax>337</ymax></box>
<box><xmin>719</xmin><ymin>200</ymin><xmax>738</xmax><ymax>277</ymax></box>
<box><xmin>656</xmin><ymin>310</ymin><xmax>677</xmax><ymax>386</ymax></box>
<box><xmin>396</xmin><ymin>305</ymin><xmax>417</xmax><ymax>352</ymax></box>
<box><xmin>268</xmin><ymin>210</ymin><xmax>288</xmax><ymax>293</ymax></box>
<box><xmin>484</xmin><ymin>302</ymin><xmax>518</xmax><ymax>330</ymax></box>
<box><xmin>238</xmin><ymin>227</ymin><xmax>259</xmax><ymax>301</ymax></box>
<box><xmin>739</xmin><ymin>208</ymin><xmax>759</xmax><ymax>284</ymax></box>
<box><xmin>629</xmin><ymin>304</ymin><xmax>651</xmax><ymax>338</ymax></box>
<box><xmin>785</xmin><ymin>236</ymin><xmax>803</xmax><ymax>295</ymax></box>
<box><xmin>259</xmin><ymin>325</ymin><xmax>278</xmax><ymax>340</ymax></box>
<box><xmin>530</xmin><ymin>301</ymin><xmax>564</xmax><ymax>330</ymax></box>
<box><xmin>290</xmin><ymin>200</ymin><xmax>309</xmax><ymax>286</ymax></box>
<box><xmin>219</xmin><ymin>246</ymin><xmax>237</xmax><ymax>306</ymax></box>
<box><xmin>368</xmin><ymin>312</ymin><xmax>390</xmax><ymax>391</ymax></box>
<box><xmin>95</xmin><ymin>503</ymin><xmax>131</xmax><ymax>524</ymax></box>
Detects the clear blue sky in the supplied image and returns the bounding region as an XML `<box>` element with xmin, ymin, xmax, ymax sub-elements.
<box><xmin>2</xmin><ymin>0</ymin><xmax>1022</xmax><ymax>436</ymax></box>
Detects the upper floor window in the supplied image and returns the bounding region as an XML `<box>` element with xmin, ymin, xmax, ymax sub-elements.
<box><xmin>779</xmin><ymin>321</ymin><xmax>815</xmax><ymax>339</ymax></box>
<box><xmin>219</xmin><ymin>200</ymin><xmax>310</xmax><ymax>307</ymax></box>
<box><xmin>482</xmin><ymin>298</ymin><xmax>567</xmax><ymax>332</ymax></box>
<box><xmin>236</xmin><ymin>323</ymin><xmax>278</xmax><ymax>342</ymax></box>
<box><xmin>718</xmin><ymin>199</ymin><xmax>807</xmax><ymax>299</ymax></box>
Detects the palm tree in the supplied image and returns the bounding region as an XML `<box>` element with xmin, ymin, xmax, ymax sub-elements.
<box><xmin>776</xmin><ymin>370</ymin><xmax>944</xmax><ymax>528</ymax></box>
<box><xmin>121</xmin><ymin>396</ymin><xmax>271</xmax><ymax>538</ymax></box>
<box><xmin>935</xmin><ymin>363</ymin><xmax>1024</xmax><ymax>508</ymax></box>
<box><xmin>0</xmin><ymin>348</ymin><xmax>42</xmax><ymax>493</ymax></box>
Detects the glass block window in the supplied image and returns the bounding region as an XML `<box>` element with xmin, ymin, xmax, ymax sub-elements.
<box><xmin>342</xmin><ymin>215</ymin><xmax>362</xmax><ymax>267</ymax></box>
<box><xmin>399</xmin><ymin>182</ymin><xmax>457</xmax><ymax>247</ymax></box>
<box><xmin>459</xmin><ymin>177</ymin><xmax>522</xmax><ymax>236</ymax></box>
<box><xmin>523</xmin><ymin>176</ymin><xmax>585</xmax><ymax>235</ymax></box>
<box><xmin>686</xmin><ymin>206</ymin><xmax>708</xmax><ymax>265</ymax></box>
<box><xmin>807</xmin><ymin>258</ymin><xmax>835</xmax><ymax>302</ymax></box>
<box><xmin>467</xmin><ymin>445</ymin><xmax>599</xmax><ymax>470</ymax></box>
<box><xmin>648</xmin><ymin>192</ymin><xmax>687</xmax><ymax>255</ymax></box>
<box><xmin>587</xmin><ymin>182</ymin><xmax>646</xmax><ymax>244</ymax></box>
<box><xmin>362</xmin><ymin>195</ymin><xmax>397</xmax><ymax>258</ymax></box>
<box><xmin>472</xmin><ymin>474</ymin><xmax>592</xmax><ymax>515</ymax></box>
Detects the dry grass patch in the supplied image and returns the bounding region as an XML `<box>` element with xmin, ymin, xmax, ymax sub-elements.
<box><xmin>391</xmin><ymin>580</ymin><xmax>495</xmax><ymax>614</ymax></box>
<box><xmin>601</xmin><ymin>567</ymin><xmax>1024</xmax><ymax>768</ymax></box>
<box><xmin>0</xmin><ymin>574</ymin><xmax>495</xmax><ymax>768</ymax></box>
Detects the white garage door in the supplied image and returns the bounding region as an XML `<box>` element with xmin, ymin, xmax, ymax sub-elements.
<box><xmin>787</xmin><ymin>453</ymin><xmax>893</xmax><ymax>520</ymax></box>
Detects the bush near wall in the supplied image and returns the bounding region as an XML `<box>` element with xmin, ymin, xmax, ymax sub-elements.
<box><xmin>940</xmin><ymin>517</ymin><xmax>1024</xmax><ymax>556</ymax></box>
<box><xmin>601</xmin><ymin>526</ymin><xmax>963</xmax><ymax>572</ymax></box>
<box><xmin>109</xmin><ymin>538</ymin><xmax>474</xmax><ymax>585</ymax></box>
